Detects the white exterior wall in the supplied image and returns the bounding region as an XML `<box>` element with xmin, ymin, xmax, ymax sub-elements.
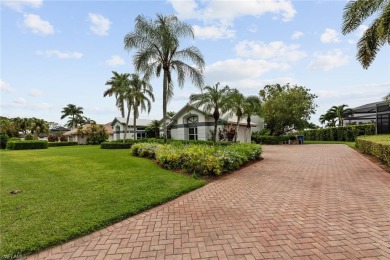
<box><xmin>112</xmin><ymin>121</ymin><xmax>140</xmax><ymax>141</ymax></box>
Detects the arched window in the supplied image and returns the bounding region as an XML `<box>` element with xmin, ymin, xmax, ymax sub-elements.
<box><xmin>187</xmin><ymin>116</ymin><xmax>198</xmax><ymax>140</ymax></box>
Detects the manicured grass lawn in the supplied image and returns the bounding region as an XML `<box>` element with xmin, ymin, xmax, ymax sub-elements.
<box><xmin>304</xmin><ymin>140</ymin><xmax>356</xmax><ymax>149</ymax></box>
<box><xmin>0</xmin><ymin>146</ymin><xmax>205</xmax><ymax>258</ymax></box>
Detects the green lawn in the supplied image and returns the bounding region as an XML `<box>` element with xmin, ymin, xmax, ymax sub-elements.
<box><xmin>0</xmin><ymin>146</ymin><xmax>205</xmax><ymax>258</ymax></box>
<box><xmin>304</xmin><ymin>140</ymin><xmax>356</xmax><ymax>149</ymax></box>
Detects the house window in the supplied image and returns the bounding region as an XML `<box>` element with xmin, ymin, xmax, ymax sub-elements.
<box><xmin>137</xmin><ymin>132</ymin><xmax>146</xmax><ymax>139</ymax></box>
<box><xmin>189</xmin><ymin>127</ymin><xmax>198</xmax><ymax>140</ymax></box>
<box><xmin>187</xmin><ymin>116</ymin><xmax>198</xmax><ymax>140</ymax></box>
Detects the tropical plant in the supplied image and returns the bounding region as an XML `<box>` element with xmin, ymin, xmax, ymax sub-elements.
<box><xmin>342</xmin><ymin>0</ymin><xmax>390</xmax><ymax>68</ymax></box>
<box><xmin>147</xmin><ymin>120</ymin><xmax>162</xmax><ymax>138</ymax></box>
<box><xmin>129</xmin><ymin>74</ymin><xmax>154</xmax><ymax>140</ymax></box>
<box><xmin>189</xmin><ymin>83</ymin><xmax>232</xmax><ymax>143</ymax></box>
<box><xmin>60</xmin><ymin>104</ymin><xmax>84</xmax><ymax>129</ymax></box>
<box><xmin>319</xmin><ymin>111</ymin><xmax>337</xmax><ymax>127</ymax></box>
<box><xmin>124</xmin><ymin>14</ymin><xmax>205</xmax><ymax>142</ymax></box>
<box><xmin>104</xmin><ymin>72</ymin><xmax>132</xmax><ymax>143</ymax></box>
<box><xmin>243</xmin><ymin>96</ymin><xmax>262</xmax><ymax>142</ymax></box>
<box><xmin>329</xmin><ymin>104</ymin><xmax>354</xmax><ymax>126</ymax></box>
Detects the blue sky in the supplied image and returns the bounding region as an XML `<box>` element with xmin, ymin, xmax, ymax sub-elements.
<box><xmin>1</xmin><ymin>0</ymin><xmax>389</xmax><ymax>126</ymax></box>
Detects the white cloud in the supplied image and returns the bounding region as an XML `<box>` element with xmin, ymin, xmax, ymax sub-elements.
<box><xmin>169</xmin><ymin>0</ymin><xmax>296</xmax><ymax>23</ymax></box>
<box><xmin>88</xmin><ymin>13</ymin><xmax>111</xmax><ymax>36</ymax></box>
<box><xmin>1</xmin><ymin>0</ymin><xmax>42</xmax><ymax>12</ymax></box>
<box><xmin>36</xmin><ymin>50</ymin><xmax>83</xmax><ymax>59</ymax></box>
<box><xmin>23</xmin><ymin>14</ymin><xmax>54</xmax><ymax>35</ymax></box>
<box><xmin>308</xmin><ymin>49</ymin><xmax>349</xmax><ymax>71</ymax></box>
<box><xmin>32</xmin><ymin>102</ymin><xmax>52</xmax><ymax>110</ymax></box>
<box><xmin>28</xmin><ymin>89</ymin><xmax>43</xmax><ymax>97</ymax></box>
<box><xmin>235</xmin><ymin>40</ymin><xmax>306</xmax><ymax>62</ymax></box>
<box><xmin>0</xmin><ymin>80</ymin><xmax>16</xmax><ymax>92</ymax></box>
<box><xmin>291</xmin><ymin>31</ymin><xmax>303</xmax><ymax>40</ymax></box>
<box><xmin>193</xmin><ymin>25</ymin><xmax>235</xmax><ymax>39</ymax></box>
<box><xmin>14</xmin><ymin>97</ymin><xmax>27</xmax><ymax>104</ymax></box>
<box><xmin>205</xmin><ymin>58</ymin><xmax>289</xmax><ymax>85</ymax></box>
<box><xmin>320</xmin><ymin>28</ymin><xmax>340</xmax><ymax>43</ymax></box>
<box><xmin>105</xmin><ymin>55</ymin><xmax>125</xmax><ymax>66</ymax></box>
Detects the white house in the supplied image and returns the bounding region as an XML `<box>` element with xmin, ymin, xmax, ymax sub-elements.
<box><xmin>167</xmin><ymin>104</ymin><xmax>256</xmax><ymax>143</ymax></box>
<box><xmin>111</xmin><ymin>117</ymin><xmax>153</xmax><ymax>141</ymax></box>
<box><xmin>63</xmin><ymin>123</ymin><xmax>114</xmax><ymax>144</ymax></box>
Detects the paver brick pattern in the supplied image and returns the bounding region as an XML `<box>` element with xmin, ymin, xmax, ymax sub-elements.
<box><xmin>28</xmin><ymin>145</ymin><xmax>390</xmax><ymax>259</ymax></box>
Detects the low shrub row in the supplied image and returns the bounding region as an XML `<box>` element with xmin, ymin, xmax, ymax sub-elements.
<box><xmin>355</xmin><ymin>135</ymin><xmax>390</xmax><ymax>166</ymax></box>
<box><xmin>100</xmin><ymin>142</ymin><xmax>132</xmax><ymax>149</ymax></box>
<box><xmin>251</xmin><ymin>135</ymin><xmax>295</xmax><ymax>145</ymax></box>
<box><xmin>130</xmin><ymin>143</ymin><xmax>262</xmax><ymax>175</ymax></box>
<box><xmin>6</xmin><ymin>140</ymin><xmax>48</xmax><ymax>150</ymax></box>
<box><xmin>48</xmin><ymin>142</ymin><xmax>78</xmax><ymax>147</ymax></box>
<box><xmin>303</xmin><ymin>124</ymin><xmax>375</xmax><ymax>142</ymax></box>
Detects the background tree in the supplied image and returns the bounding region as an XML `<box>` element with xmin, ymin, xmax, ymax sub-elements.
<box><xmin>260</xmin><ymin>84</ymin><xmax>317</xmax><ymax>136</ymax></box>
<box><xmin>166</xmin><ymin>111</ymin><xmax>176</xmax><ymax>119</ymax></box>
<box><xmin>129</xmin><ymin>74</ymin><xmax>154</xmax><ymax>140</ymax></box>
<box><xmin>329</xmin><ymin>104</ymin><xmax>354</xmax><ymax>126</ymax></box>
<box><xmin>124</xmin><ymin>14</ymin><xmax>205</xmax><ymax>142</ymax></box>
<box><xmin>189</xmin><ymin>83</ymin><xmax>232</xmax><ymax>143</ymax></box>
<box><xmin>0</xmin><ymin>116</ymin><xmax>18</xmax><ymax>137</ymax></box>
<box><xmin>229</xmin><ymin>89</ymin><xmax>245</xmax><ymax>142</ymax></box>
<box><xmin>243</xmin><ymin>96</ymin><xmax>261</xmax><ymax>142</ymax></box>
<box><xmin>104</xmin><ymin>72</ymin><xmax>133</xmax><ymax>142</ymax></box>
<box><xmin>342</xmin><ymin>0</ymin><xmax>390</xmax><ymax>68</ymax></box>
<box><xmin>30</xmin><ymin>118</ymin><xmax>49</xmax><ymax>138</ymax></box>
<box><xmin>61</xmin><ymin>104</ymin><xmax>84</xmax><ymax>129</ymax></box>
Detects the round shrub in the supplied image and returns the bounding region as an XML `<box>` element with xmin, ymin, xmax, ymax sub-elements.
<box><xmin>0</xmin><ymin>133</ymin><xmax>9</xmax><ymax>149</ymax></box>
<box><xmin>24</xmin><ymin>134</ymin><xmax>35</xmax><ymax>140</ymax></box>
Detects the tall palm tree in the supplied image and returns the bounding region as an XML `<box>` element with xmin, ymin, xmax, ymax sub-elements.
<box><xmin>189</xmin><ymin>83</ymin><xmax>232</xmax><ymax>143</ymax></box>
<box><xmin>104</xmin><ymin>72</ymin><xmax>133</xmax><ymax>142</ymax></box>
<box><xmin>342</xmin><ymin>0</ymin><xmax>390</xmax><ymax>68</ymax></box>
<box><xmin>104</xmin><ymin>71</ymin><xmax>130</xmax><ymax>118</ymax></box>
<box><xmin>329</xmin><ymin>104</ymin><xmax>354</xmax><ymax>126</ymax></box>
<box><xmin>229</xmin><ymin>89</ymin><xmax>245</xmax><ymax>142</ymax></box>
<box><xmin>124</xmin><ymin>14</ymin><xmax>205</xmax><ymax>142</ymax></box>
<box><xmin>243</xmin><ymin>96</ymin><xmax>262</xmax><ymax>142</ymax></box>
<box><xmin>129</xmin><ymin>74</ymin><xmax>155</xmax><ymax>140</ymax></box>
<box><xmin>319</xmin><ymin>111</ymin><xmax>337</xmax><ymax>127</ymax></box>
<box><xmin>61</xmin><ymin>104</ymin><xmax>84</xmax><ymax>129</ymax></box>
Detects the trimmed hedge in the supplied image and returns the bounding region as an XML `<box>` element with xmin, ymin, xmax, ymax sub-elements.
<box><xmin>130</xmin><ymin>143</ymin><xmax>262</xmax><ymax>175</ymax></box>
<box><xmin>251</xmin><ymin>135</ymin><xmax>294</xmax><ymax>145</ymax></box>
<box><xmin>101</xmin><ymin>138</ymin><xmax>233</xmax><ymax>149</ymax></box>
<box><xmin>6</xmin><ymin>140</ymin><xmax>48</xmax><ymax>150</ymax></box>
<box><xmin>303</xmin><ymin>124</ymin><xmax>375</xmax><ymax>142</ymax></box>
<box><xmin>48</xmin><ymin>142</ymin><xmax>78</xmax><ymax>147</ymax></box>
<box><xmin>100</xmin><ymin>142</ymin><xmax>132</xmax><ymax>149</ymax></box>
<box><xmin>356</xmin><ymin>135</ymin><xmax>390</xmax><ymax>166</ymax></box>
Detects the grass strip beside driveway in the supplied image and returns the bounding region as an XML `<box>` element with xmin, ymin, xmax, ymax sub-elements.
<box><xmin>0</xmin><ymin>145</ymin><xmax>205</xmax><ymax>258</ymax></box>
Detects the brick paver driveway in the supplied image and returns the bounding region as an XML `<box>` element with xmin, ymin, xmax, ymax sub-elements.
<box><xmin>29</xmin><ymin>145</ymin><xmax>390</xmax><ymax>259</ymax></box>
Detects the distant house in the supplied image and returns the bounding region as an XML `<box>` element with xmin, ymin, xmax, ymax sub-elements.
<box><xmin>347</xmin><ymin>101</ymin><xmax>390</xmax><ymax>134</ymax></box>
<box><xmin>167</xmin><ymin>104</ymin><xmax>257</xmax><ymax>143</ymax></box>
<box><xmin>63</xmin><ymin>123</ymin><xmax>113</xmax><ymax>144</ymax></box>
<box><xmin>111</xmin><ymin>117</ymin><xmax>153</xmax><ymax>141</ymax></box>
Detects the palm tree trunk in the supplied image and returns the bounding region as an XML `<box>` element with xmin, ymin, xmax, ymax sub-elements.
<box><xmin>213</xmin><ymin>108</ymin><xmax>219</xmax><ymax>143</ymax></box>
<box><xmin>234</xmin><ymin>117</ymin><xmax>240</xmax><ymax>143</ymax></box>
<box><xmin>133</xmin><ymin>105</ymin><xmax>137</xmax><ymax>140</ymax></box>
<box><xmin>163</xmin><ymin>70</ymin><xmax>168</xmax><ymax>143</ymax></box>
<box><xmin>124</xmin><ymin>104</ymin><xmax>131</xmax><ymax>144</ymax></box>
